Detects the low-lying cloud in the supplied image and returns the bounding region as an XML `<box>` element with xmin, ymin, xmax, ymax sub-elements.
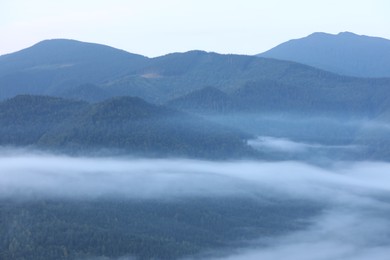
<box><xmin>247</xmin><ymin>136</ymin><xmax>356</xmax><ymax>154</ymax></box>
<box><xmin>0</xmin><ymin>153</ymin><xmax>386</xmax><ymax>201</ymax></box>
<box><xmin>1</xmin><ymin>151</ymin><xmax>390</xmax><ymax>260</ymax></box>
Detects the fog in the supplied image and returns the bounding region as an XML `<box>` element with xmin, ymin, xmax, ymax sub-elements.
<box><xmin>247</xmin><ymin>136</ymin><xmax>356</xmax><ymax>153</ymax></box>
<box><xmin>1</xmin><ymin>152</ymin><xmax>390</xmax><ymax>259</ymax></box>
<box><xmin>2</xmin><ymin>153</ymin><xmax>388</xmax><ymax>200</ymax></box>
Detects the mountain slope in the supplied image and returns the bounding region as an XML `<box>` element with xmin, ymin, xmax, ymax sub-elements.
<box><xmin>0</xmin><ymin>39</ymin><xmax>148</xmax><ymax>99</ymax></box>
<box><xmin>108</xmin><ymin>49</ymin><xmax>390</xmax><ymax>104</ymax></box>
<box><xmin>0</xmin><ymin>95</ymin><xmax>253</xmax><ymax>158</ymax></box>
<box><xmin>167</xmin><ymin>78</ymin><xmax>390</xmax><ymax>118</ymax></box>
<box><xmin>258</xmin><ymin>32</ymin><xmax>390</xmax><ymax>78</ymax></box>
<box><xmin>167</xmin><ymin>86</ymin><xmax>236</xmax><ymax>113</ymax></box>
<box><xmin>0</xmin><ymin>95</ymin><xmax>88</xmax><ymax>145</ymax></box>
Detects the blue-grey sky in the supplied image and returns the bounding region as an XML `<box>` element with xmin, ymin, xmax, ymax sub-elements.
<box><xmin>1</xmin><ymin>0</ymin><xmax>389</xmax><ymax>57</ymax></box>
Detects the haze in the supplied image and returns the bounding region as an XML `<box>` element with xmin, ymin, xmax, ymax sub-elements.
<box><xmin>1</xmin><ymin>1</ymin><xmax>390</xmax><ymax>258</ymax></box>
<box><xmin>1</xmin><ymin>0</ymin><xmax>390</xmax><ymax>57</ymax></box>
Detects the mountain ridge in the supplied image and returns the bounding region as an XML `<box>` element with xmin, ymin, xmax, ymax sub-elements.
<box><xmin>258</xmin><ymin>31</ymin><xmax>390</xmax><ymax>78</ymax></box>
<box><xmin>1</xmin><ymin>37</ymin><xmax>390</xmax><ymax>113</ymax></box>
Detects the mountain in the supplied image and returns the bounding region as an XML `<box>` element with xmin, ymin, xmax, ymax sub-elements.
<box><xmin>165</xmin><ymin>80</ymin><xmax>390</xmax><ymax>161</ymax></box>
<box><xmin>258</xmin><ymin>32</ymin><xmax>390</xmax><ymax>78</ymax></box>
<box><xmin>168</xmin><ymin>78</ymin><xmax>390</xmax><ymax>118</ymax></box>
<box><xmin>112</xmin><ymin>50</ymin><xmax>390</xmax><ymax>104</ymax></box>
<box><xmin>0</xmin><ymin>95</ymin><xmax>253</xmax><ymax>159</ymax></box>
<box><xmin>0</xmin><ymin>95</ymin><xmax>87</xmax><ymax>145</ymax></box>
<box><xmin>0</xmin><ymin>39</ymin><xmax>148</xmax><ymax>99</ymax></box>
<box><xmin>2</xmin><ymin>38</ymin><xmax>390</xmax><ymax>106</ymax></box>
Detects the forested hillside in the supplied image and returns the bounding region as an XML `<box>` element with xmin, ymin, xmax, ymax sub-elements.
<box><xmin>0</xmin><ymin>95</ymin><xmax>253</xmax><ymax>158</ymax></box>
<box><xmin>168</xmin><ymin>80</ymin><xmax>390</xmax><ymax>117</ymax></box>
<box><xmin>0</xmin><ymin>197</ymin><xmax>320</xmax><ymax>259</ymax></box>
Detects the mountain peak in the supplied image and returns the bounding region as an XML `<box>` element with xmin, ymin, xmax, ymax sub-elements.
<box><xmin>305</xmin><ymin>31</ymin><xmax>359</xmax><ymax>40</ymax></box>
<box><xmin>0</xmin><ymin>38</ymin><xmax>149</xmax><ymax>99</ymax></box>
<box><xmin>337</xmin><ymin>31</ymin><xmax>357</xmax><ymax>36</ymax></box>
<box><xmin>259</xmin><ymin>32</ymin><xmax>390</xmax><ymax>78</ymax></box>
<box><xmin>34</xmin><ymin>38</ymin><xmax>85</xmax><ymax>46</ymax></box>
<box><xmin>1</xmin><ymin>38</ymin><xmax>147</xmax><ymax>62</ymax></box>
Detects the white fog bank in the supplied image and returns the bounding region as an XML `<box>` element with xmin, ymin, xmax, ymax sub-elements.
<box><xmin>1</xmin><ymin>153</ymin><xmax>390</xmax><ymax>260</ymax></box>
<box><xmin>0</xmin><ymin>154</ymin><xmax>389</xmax><ymax>200</ymax></box>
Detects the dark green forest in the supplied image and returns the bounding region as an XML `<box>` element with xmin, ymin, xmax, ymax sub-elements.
<box><xmin>0</xmin><ymin>197</ymin><xmax>321</xmax><ymax>260</ymax></box>
<box><xmin>0</xmin><ymin>95</ymin><xmax>253</xmax><ymax>159</ymax></box>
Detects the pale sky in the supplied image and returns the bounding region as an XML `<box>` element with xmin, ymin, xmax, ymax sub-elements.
<box><xmin>1</xmin><ymin>0</ymin><xmax>389</xmax><ymax>57</ymax></box>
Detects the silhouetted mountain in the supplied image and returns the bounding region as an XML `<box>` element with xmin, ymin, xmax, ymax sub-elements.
<box><xmin>1</xmin><ymin>38</ymin><xmax>390</xmax><ymax>120</ymax></box>
<box><xmin>258</xmin><ymin>32</ymin><xmax>390</xmax><ymax>78</ymax></box>
<box><xmin>0</xmin><ymin>39</ymin><xmax>148</xmax><ymax>99</ymax></box>
<box><xmin>140</xmin><ymin>50</ymin><xmax>390</xmax><ymax>104</ymax></box>
<box><xmin>0</xmin><ymin>95</ymin><xmax>253</xmax><ymax>158</ymax></box>
<box><xmin>1</xmin><ymin>38</ymin><xmax>390</xmax><ymax>106</ymax></box>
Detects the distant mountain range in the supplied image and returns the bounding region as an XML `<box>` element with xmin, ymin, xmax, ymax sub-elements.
<box><xmin>1</xmin><ymin>37</ymin><xmax>389</xmax><ymax>105</ymax></box>
<box><xmin>258</xmin><ymin>32</ymin><xmax>390</xmax><ymax>78</ymax></box>
<box><xmin>1</xmin><ymin>35</ymin><xmax>390</xmax><ymax>160</ymax></box>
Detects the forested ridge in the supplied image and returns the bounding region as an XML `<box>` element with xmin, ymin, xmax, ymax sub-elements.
<box><xmin>0</xmin><ymin>95</ymin><xmax>253</xmax><ymax>159</ymax></box>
